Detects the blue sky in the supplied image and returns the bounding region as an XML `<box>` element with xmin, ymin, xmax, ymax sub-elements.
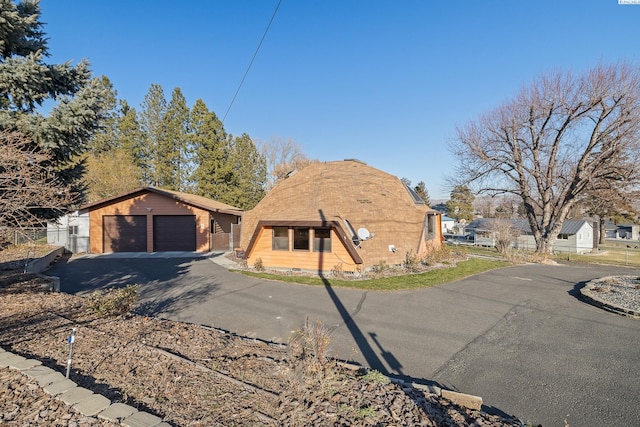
<box><xmin>40</xmin><ymin>1</ymin><xmax>640</xmax><ymax>199</ymax></box>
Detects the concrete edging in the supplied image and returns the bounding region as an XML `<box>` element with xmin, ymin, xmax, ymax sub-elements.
<box><xmin>0</xmin><ymin>346</ymin><xmax>171</xmax><ymax>427</ymax></box>
<box><xmin>26</xmin><ymin>246</ymin><xmax>65</xmax><ymax>274</ymax></box>
<box><xmin>580</xmin><ymin>287</ymin><xmax>640</xmax><ymax>319</ymax></box>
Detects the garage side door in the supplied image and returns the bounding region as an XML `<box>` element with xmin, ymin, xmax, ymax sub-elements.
<box><xmin>153</xmin><ymin>215</ymin><xmax>196</xmax><ymax>251</ymax></box>
<box><xmin>103</xmin><ymin>215</ymin><xmax>147</xmax><ymax>252</ymax></box>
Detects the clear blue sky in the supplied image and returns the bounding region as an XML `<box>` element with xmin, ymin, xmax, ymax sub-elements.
<box><xmin>40</xmin><ymin>0</ymin><xmax>640</xmax><ymax>199</ymax></box>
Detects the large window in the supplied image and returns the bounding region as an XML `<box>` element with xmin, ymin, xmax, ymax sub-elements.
<box><xmin>313</xmin><ymin>228</ymin><xmax>332</xmax><ymax>252</ymax></box>
<box><xmin>272</xmin><ymin>227</ymin><xmax>289</xmax><ymax>250</ymax></box>
<box><xmin>293</xmin><ymin>227</ymin><xmax>310</xmax><ymax>251</ymax></box>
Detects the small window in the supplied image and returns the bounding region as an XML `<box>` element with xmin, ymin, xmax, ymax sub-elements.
<box><xmin>557</xmin><ymin>233</ymin><xmax>569</xmax><ymax>240</ymax></box>
<box><xmin>313</xmin><ymin>228</ymin><xmax>332</xmax><ymax>252</ymax></box>
<box><xmin>272</xmin><ymin>227</ymin><xmax>289</xmax><ymax>250</ymax></box>
<box><xmin>293</xmin><ymin>227</ymin><xmax>310</xmax><ymax>251</ymax></box>
<box><xmin>426</xmin><ymin>214</ymin><xmax>436</xmax><ymax>240</ymax></box>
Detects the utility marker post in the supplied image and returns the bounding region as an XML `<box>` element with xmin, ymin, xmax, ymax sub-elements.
<box><xmin>66</xmin><ymin>327</ymin><xmax>77</xmax><ymax>378</ymax></box>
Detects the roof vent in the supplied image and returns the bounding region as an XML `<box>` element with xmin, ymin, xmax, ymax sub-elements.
<box><xmin>285</xmin><ymin>169</ymin><xmax>297</xmax><ymax>178</ymax></box>
<box><xmin>344</xmin><ymin>158</ymin><xmax>366</xmax><ymax>164</ymax></box>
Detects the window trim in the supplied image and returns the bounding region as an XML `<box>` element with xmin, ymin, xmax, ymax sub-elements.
<box><xmin>293</xmin><ymin>227</ymin><xmax>310</xmax><ymax>251</ymax></box>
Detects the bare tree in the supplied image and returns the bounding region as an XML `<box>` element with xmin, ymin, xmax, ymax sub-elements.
<box><xmin>450</xmin><ymin>63</ymin><xmax>640</xmax><ymax>254</ymax></box>
<box><xmin>0</xmin><ymin>131</ymin><xmax>72</xmax><ymax>238</ymax></box>
<box><xmin>490</xmin><ymin>219</ymin><xmax>521</xmax><ymax>255</ymax></box>
<box><xmin>260</xmin><ymin>137</ymin><xmax>314</xmax><ymax>191</ymax></box>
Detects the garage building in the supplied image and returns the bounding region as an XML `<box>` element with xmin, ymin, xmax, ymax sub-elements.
<box><xmin>81</xmin><ymin>187</ymin><xmax>243</xmax><ymax>253</ymax></box>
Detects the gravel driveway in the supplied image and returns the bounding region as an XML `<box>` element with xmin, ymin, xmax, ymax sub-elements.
<box><xmin>47</xmin><ymin>255</ymin><xmax>640</xmax><ymax>427</ymax></box>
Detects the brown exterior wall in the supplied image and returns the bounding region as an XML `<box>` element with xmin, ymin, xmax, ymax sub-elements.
<box><xmin>88</xmin><ymin>192</ymin><xmax>212</xmax><ymax>253</ymax></box>
<box><xmin>246</xmin><ymin>226</ymin><xmax>359</xmax><ymax>273</ymax></box>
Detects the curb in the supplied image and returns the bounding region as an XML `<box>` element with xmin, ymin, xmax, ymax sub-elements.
<box><xmin>0</xmin><ymin>347</ymin><xmax>171</xmax><ymax>427</ymax></box>
<box><xmin>580</xmin><ymin>287</ymin><xmax>640</xmax><ymax>319</ymax></box>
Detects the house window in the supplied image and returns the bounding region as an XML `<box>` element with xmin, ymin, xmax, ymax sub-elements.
<box><xmin>557</xmin><ymin>234</ymin><xmax>569</xmax><ymax>240</ymax></box>
<box><xmin>426</xmin><ymin>214</ymin><xmax>436</xmax><ymax>240</ymax></box>
<box><xmin>272</xmin><ymin>227</ymin><xmax>289</xmax><ymax>250</ymax></box>
<box><xmin>293</xmin><ymin>227</ymin><xmax>310</xmax><ymax>251</ymax></box>
<box><xmin>313</xmin><ymin>228</ymin><xmax>332</xmax><ymax>252</ymax></box>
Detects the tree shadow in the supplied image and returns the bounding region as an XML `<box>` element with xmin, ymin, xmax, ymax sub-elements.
<box><xmin>46</xmin><ymin>256</ymin><xmax>220</xmax><ymax>318</ymax></box>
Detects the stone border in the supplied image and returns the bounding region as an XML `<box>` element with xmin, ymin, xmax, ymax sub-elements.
<box><xmin>0</xmin><ymin>347</ymin><xmax>171</xmax><ymax>427</ymax></box>
<box><xmin>580</xmin><ymin>278</ymin><xmax>640</xmax><ymax>319</ymax></box>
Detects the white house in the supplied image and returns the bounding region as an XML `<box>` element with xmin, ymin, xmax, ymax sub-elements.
<box><xmin>465</xmin><ymin>218</ymin><xmax>594</xmax><ymax>254</ymax></box>
<box><xmin>441</xmin><ymin>216</ymin><xmax>456</xmax><ymax>234</ymax></box>
<box><xmin>47</xmin><ymin>210</ymin><xmax>90</xmax><ymax>253</ymax></box>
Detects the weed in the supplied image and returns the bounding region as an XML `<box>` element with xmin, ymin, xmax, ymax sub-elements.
<box><xmin>331</xmin><ymin>263</ymin><xmax>344</xmax><ymax>279</ymax></box>
<box><xmin>403</xmin><ymin>251</ymin><xmax>421</xmax><ymax>272</ymax></box>
<box><xmin>359</xmin><ymin>369</ymin><xmax>390</xmax><ymax>384</ymax></box>
<box><xmin>371</xmin><ymin>260</ymin><xmax>389</xmax><ymax>274</ymax></box>
<box><xmin>358</xmin><ymin>406</ymin><xmax>376</xmax><ymax>418</ymax></box>
<box><xmin>254</xmin><ymin>257</ymin><xmax>265</xmax><ymax>271</ymax></box>
<box><xmin>289</xmin><ymin>318</ymin><xmax>332</xmax><ymax>376</ymax></box>
<box><xmin>86</xmin><ymin>284</ymin><xmax>137</xmax><ymax>317</ymax></box>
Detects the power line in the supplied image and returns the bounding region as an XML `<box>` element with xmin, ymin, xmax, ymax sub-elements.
<box><xmin>222</xmin><ymin>0</ymin><xmax>282</xmax><ymax>124</ymax></box>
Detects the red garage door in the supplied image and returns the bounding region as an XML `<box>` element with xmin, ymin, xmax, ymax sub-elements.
<box><xmin>103</xmin><ymin>215</ymin><xmax>147</xmax><ymax>252</ymax></box>
<box><xmin>153</xmin><ymin>215</ymin><xmax>197</xmax><ymax>251</ymax></box>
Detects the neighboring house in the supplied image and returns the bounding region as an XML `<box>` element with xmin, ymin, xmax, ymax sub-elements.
<box><xmin>81</xmin><ymin>187</ymin><xmax>243</xmax><ymax>253</ymax></box>
<box><xmin>465</xmin><ymin>218</ymin><xmax>594</xmax><ymax>254</ymax></box>
<box><xmin>441</xmin><ymin>216</ymin><xmax>455</xmax><ymax>234</ymax></box>
<box><xmin>47</xmin><ymin>210</ymin><xmax>90</xmax><ymax>253</ymax></box>
<box><xmin>604</xmin><ymin>220</ymin><xmax>639</xmax><ymax>240</ymax></box>
<box><xmin>239</xmin><ymin>160</ymin><xmax>443</xmax><ymax>274</ymax></box>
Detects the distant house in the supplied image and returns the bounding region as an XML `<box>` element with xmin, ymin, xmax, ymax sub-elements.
<box><xmin>79</xmin><ymin>187</ymin><xmax>243</xmax><ymax>253</ymax></box>
<box><xmin>465</xmin><ymin>218</ymin><xmax>594</xmax><ymax>254</ymax></box>
<box><xmin>239</xmin><ymin>160</ymin><xmax>443</xmax><ymax>274</ymax></box>
<box><xmin>441</xmin><ymin>216</ymin><xmax>455</xmax><ymax>234</ymax></box>
<box><xmin>604</xmin><ymin>220</ymin><xmax>639</xmax><ymax>240</ymax></box>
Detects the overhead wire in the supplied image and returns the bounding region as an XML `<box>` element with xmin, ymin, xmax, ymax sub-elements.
<box><xmin>222</xmin><ymin>0</ymin><xmax>282</xmax><ymax>124</ymax></box>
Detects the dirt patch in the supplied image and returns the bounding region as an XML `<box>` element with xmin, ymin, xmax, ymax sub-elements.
<box><xmin>0</xmin><ymin>247</ymin><xmax>522</xmax><ymax>426</ymax></box>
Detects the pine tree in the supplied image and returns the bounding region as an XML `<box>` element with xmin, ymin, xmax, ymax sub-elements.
<box><xmin>163</xmin><ymin>88</ymin><xmax>191</xmax><ymax>191</ymax></box>
<box><xmin>225</xmin><ymin>133</ymin><xmax>266</xmax><ymax>209</ymax></box>
<box><xmin>414</xmin><ymin>181</ymin><xmax>431</xmax><ymax>206</ymax></box>
<box><xmin>446</xmin><ymin>185</ymin><xmax>475</xmax><ymax>222</ymax></box>
<box><xmin>191</xmin><ymin>99</ymin><xmax>228</xmax><ymax>198</ymax></box>
<box><xmin>0</xmin><ymin>0</ymin><xmax>106</xmax><ymax>216</ymax></box>
<box><xmin>139</xmin><ymin>83</ymin><xmax>167</xmax><ymax>186</ymax></box>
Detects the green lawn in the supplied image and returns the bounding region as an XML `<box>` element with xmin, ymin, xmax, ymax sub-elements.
<box><xmin>235</xmin><ymin>257</ymin><xmax>509</xmax><ymax>291</ymax></box>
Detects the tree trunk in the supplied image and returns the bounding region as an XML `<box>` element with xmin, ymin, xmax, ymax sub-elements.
<box><xmin>599</xmin><ymin>217</ymin><xmax>606</xmax><ymax>245</ymax></box>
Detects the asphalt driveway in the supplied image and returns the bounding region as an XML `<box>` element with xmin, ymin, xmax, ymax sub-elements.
<box><xmin>46</xmin><ymin>254</ymin><xmax>640</xmax><ymax>427</ymax></box>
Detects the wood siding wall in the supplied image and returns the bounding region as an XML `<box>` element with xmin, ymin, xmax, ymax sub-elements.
<box><xmin>247</xmin><ymin>227</ymin><xmax>359</xmax><ymax>273</ymax></box>
<box><xmin>88</xmin><ymin>192</ymin><xmax>211</xmax><ymax>253</ymax></box>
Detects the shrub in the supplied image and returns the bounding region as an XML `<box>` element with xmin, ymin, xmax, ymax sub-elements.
<box><xmin>254</xmin><ymin>257</ymin><xmax>264</xmax><ymax>271</ymax></box>
<box><xmin>403</xmin><ymin>251</ymin><xmax>421</xmax><ymax>272</ymax></box>
<box><xmin>289</xmin><ymin>317</ymin><xmax>332</xmax><ymax>376</ymax></box>
<box><xmin>86</xmin><ymin>284</ymin><xmax>137</xmax><ymax>317</ymax></box>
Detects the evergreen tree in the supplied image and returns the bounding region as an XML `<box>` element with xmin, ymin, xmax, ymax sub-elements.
<box><xmin>225</xmin><ymin>133</ymin><xmax>266</xmax><ymax>209</ymax></box>
<box><xmin>414</xmin><ymin>181</ymin><xmax>431</xmax><ymax>206</ymax></box>
<box><xmin>139</xmin><ymin>83</ymin><xmax>167</xmax><ymax>186</ymax></box>
<box><xmin>162</xmin><ymin>87</ymin><xmax>191</xmax><ymax>191</ymax></box>
<box><xmin>0</xmin><ymin>0</ymin><xmax>106</xmax><ymax>216</ymax></box>
<box><xmin>191</xmin><ymin>99</ymin><xmax>227</xmax><ymax>198</ymax></box>
<box><xmin>84</xmin><ymin>79</ymin><xmax>142</xmax><ymax>199</ymax></box>
<box><xmin>446</xmin><ymin>185</ymin><xmax>475</xmax><ymax>222</ymax></box>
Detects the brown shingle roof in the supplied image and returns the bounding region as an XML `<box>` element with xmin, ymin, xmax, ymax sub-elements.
<box><xmin>241</xmin><ymin>160</ymin><xmax>438</xmax><ymax>266</ymax></box>
<box><xmin>81</xmin><ymin>187</ymin><xmax>243</xmax><ymax>215</ymax></box>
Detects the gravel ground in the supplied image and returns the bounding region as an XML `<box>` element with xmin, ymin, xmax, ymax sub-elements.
<box><xmin>0</xmin><ymin>268</ymin><xmax>524</xmax><ymax>426</ymax></box>
<box><xmin>582</xmin><ymin>275</ymin><xmax>640</xmax><ymax>315</ymax></box>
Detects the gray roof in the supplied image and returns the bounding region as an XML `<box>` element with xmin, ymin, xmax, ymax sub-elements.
<box><xmin>466</xmin><ymin>218</ymin><xmax>591</xmax><ymax>235</ymax></box>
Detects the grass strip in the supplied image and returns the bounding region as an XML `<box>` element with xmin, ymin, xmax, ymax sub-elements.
<box><xmin>235</xmin><ymin>258</ymin><xmax>509</xmax><ymax>291</ymax></box>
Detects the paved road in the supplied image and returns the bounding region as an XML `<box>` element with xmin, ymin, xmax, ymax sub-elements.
<box><xmin>47</xmin><ymin>254</ymin><xmax>640</xmax><ymax>427</ymax></box>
